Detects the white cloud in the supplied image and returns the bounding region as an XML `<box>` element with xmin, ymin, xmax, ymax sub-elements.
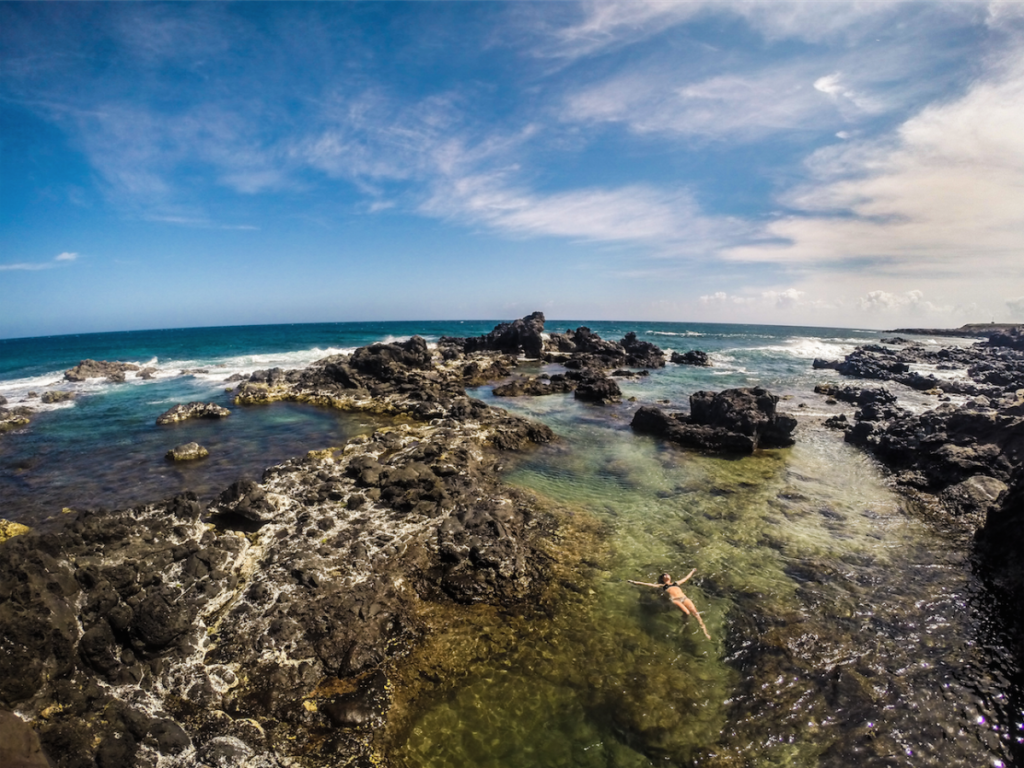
<box><xmin>539</xmin><ymin>1</ymin><xmax>906</xmax><ymax>60</ymax></box>
<box><xmin>565</xmin><ymin>63</ymin><xmax>866</xmax><ymax>142</ymax></box>
<box><xmin>423</xmin><ymin>175</ymin><xmax>737</xmax><ymax>251</ymax></box>
<box><xmin>1008</xmin><ymin>296</ymin><xmax>1024</xmax><ymax>319</ymax></box>
<box><xmin>722</xmin><ymin>48</ymin><xmax>1024</xmax><ymax>278</ymax></box>
<box><xmin>0</xmin><ymin>263</ymin><xmax>51</xmax><ymax>271</ymax></box>
<box><xmin>1</xmin><ymin>252</ymin><xmax>82</xmax><ymax>271</ymax></box>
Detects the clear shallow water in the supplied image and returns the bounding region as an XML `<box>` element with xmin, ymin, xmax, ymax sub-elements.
<box><xmin>1</xmin><ymin>320</ymin><xmax>1020</xmax><ymax>765</ymax></box>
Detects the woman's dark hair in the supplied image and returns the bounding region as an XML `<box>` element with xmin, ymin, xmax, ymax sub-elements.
<box><xmin>660</xmin><ymin>573</ymin><xmax>671</xmax><ymax>582</ymax></box>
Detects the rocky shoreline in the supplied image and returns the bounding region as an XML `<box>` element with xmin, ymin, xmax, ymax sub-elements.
<box><xmin>4</xmin><ymin>313</ymin><xmax>777</xmax><ymax>768</ymax></box>
<box><xmin>812</xmin><ymin>326</ymin><xmax>1024</xmax><ymax>662</ymax></box>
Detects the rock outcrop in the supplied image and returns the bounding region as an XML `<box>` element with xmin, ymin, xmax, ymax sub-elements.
<box><xmin>440</xmin><ymin>311</ymin><xmax>547</xmax><ymax>358</ymax></box>
<box><xmin>631</xmin><ymin>387</ymin><xmax>797</xmax><ymax>453</ymax></box>
<box><xmin>0</xmin><ymin>407</ymin><xmax>31</xmax><ymax>433</ymax></box>
<box><xmin>64</xmin><ymin>359</ymin><xmax>140</xmax><ymax>383</ymax></box>
<box><xmin>156</xmin><ymin>402</ymin><xmax>231</xmax><ymax>425</ymax></box>
<box><xmin>41</xmin><ymin>391</ymin><xmax>75</xmax><ymax>404</ymax></box>
<box><xmin>671</xmin><ymin>350</ymin><xmax>712</xmax><ymax>367</ymax></box>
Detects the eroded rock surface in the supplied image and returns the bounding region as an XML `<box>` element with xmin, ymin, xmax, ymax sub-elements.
<box><xmin>156</xmin><ymin>402</ymin><xmax>231</xmax><ymax>425</ymax></box>
<box><xmin>1</xmin><ymin>315</ymin><xmax>570</xmax><ymax>768</ymax></box>
<box><xmin>631</xmin><ymin>387</ymin><xmax>797</xmax><ymax>453</ymax></box>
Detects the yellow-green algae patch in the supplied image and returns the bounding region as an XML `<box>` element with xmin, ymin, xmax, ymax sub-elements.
<box><xmin>0</xmin><ymin>519</ymin><xmax>30</xmax><ymax>542</ymax></box>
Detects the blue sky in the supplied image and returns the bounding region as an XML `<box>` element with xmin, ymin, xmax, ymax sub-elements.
<box><xmin>2</xmin><ymin>1</ymin><xmax>1024</xmax><ymax>338</ymax></box>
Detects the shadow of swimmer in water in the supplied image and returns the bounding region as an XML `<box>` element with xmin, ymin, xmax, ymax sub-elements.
<box><xmin>628</xmin><ymin>568</ymin><xmax>712</xmax><ymax>640</ymax></box>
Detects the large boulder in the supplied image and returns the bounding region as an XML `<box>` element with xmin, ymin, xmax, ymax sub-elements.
<box><xmin>631</xmin><ymin>387</ymin><xmax>797</xmax><ymax>453</ymax></box>
<box><xmin>443</xmin><ymin>312</ymin><xmax>547</xmax><ymax>358</ymax></box>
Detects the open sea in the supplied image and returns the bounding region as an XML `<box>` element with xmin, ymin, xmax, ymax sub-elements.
<box><xmin>1</xmin><ymin>320</ymin><xmax>1020</xmax><ymax>766</ymax></box>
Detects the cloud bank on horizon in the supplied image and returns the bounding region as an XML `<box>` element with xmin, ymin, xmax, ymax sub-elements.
<box><xmin>2</xmin><ymin>1</ymin><xmax>1023</xmax><ymax>337</ymax></box>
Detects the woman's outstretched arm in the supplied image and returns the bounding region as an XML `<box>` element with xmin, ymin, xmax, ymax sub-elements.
<box><xmin>675</xmin><ymin>568</ymin><xmax>697</xmax><ymax>586</ymax></box>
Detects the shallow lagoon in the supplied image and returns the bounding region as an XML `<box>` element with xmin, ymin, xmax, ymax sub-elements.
<box><xmin>396</xmin><ymin>378</ymin><xmax>1020</xmax><ymax>767</ymax></box>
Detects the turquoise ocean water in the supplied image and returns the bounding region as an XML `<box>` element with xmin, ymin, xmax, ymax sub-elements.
<box><xmin>1</xmin><ymin>320</ymin><xmax>1019</xmax><ymax>766</ymax></box>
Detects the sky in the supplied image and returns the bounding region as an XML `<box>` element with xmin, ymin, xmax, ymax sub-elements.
<box><xmin>2</xmin><ymin>1</ymin><xmax>1024</xmax><ymax>338</ymax></box>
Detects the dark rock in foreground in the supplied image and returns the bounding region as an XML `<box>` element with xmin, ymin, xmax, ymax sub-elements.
<box><xmin>0</xmin><ymin>408</ymin><xmax>558</xmax><ymax>768</ymax></box>
<box><xmin>64</xmin><ymin>359</ymin><xmax>140</xmax><ymax>383</ymax></box>
<box><xmin>631</xmin><ymin>387</ymin><xmax>797</xmax><ymax>453</ymax></box>
<box><xmin>156</xmin><ymin>401</ymin><xmax>231</xmax><ymax>425</ymax></box>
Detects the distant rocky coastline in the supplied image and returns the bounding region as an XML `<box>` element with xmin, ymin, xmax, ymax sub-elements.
<box><xmin>812</xmin><ymin>325</ymin><xmax>1024</xmax><ymax>664</ymax></box>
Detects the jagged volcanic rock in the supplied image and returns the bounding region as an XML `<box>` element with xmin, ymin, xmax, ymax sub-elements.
<box><xmin>440</xmin><ymin>311</ymin><xmax>547</xmax><ymax>358</ymax></box>
<box><xmin>631</xmin><ymin>387</ymin><xmax>797</xmax><ymax>453</ymax></box>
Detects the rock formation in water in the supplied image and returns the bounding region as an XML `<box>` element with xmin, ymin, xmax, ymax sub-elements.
<box><xmin>0</xmin><ymin>406</ymin><xmax>32</xmax><ymax>433</ymax></box>
<box><xmin>0</xmin><ymin>314</ymin><xmax>572</xmax><ymax>768</ymax></box>
<box><xmin>671</xmin><ymin>350</ymin><xmax>712</xmax><ymax>367</ymax></box>
<box><xmin>631</xmin><ymin>387</ymin><xmax>797</xmax><ymax>453</ymax></box>
<box><xmin>64</xmin><ymin>359</ymin><xmax>141</xmax><ymax>383</ymax></box>
<box><xmin>166</xmin><ymin>442</ymin><xmax>209</xmax><ymax>461</ymax></box>
<box><xmin>156</xmin><ymin>402</ymin><xmax>232</xmax><ymax>425</ymax></box>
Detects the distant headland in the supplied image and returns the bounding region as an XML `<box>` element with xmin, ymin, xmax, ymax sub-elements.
<box><xmin>889</xmin><ymin>322</ymin><xmax>1022</xmax><ymax>338</ymax></box>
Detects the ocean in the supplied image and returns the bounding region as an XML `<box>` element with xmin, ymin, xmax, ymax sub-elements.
<box><xmin>1</xmin><ymin>320</ymin><xmax>1018</xmax><ymax>766</ymax></box>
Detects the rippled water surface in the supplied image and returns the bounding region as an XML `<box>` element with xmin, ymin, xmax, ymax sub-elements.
<box><xmin>397</xmin><ymin>379</ymin><xmax>1021</xmax><ymax>767</ymax></box>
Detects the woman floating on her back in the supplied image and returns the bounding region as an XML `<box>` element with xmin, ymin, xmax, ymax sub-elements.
<box><xmin>628</xmin><ymin>568</ymin><xmax>711</xmax><ymax>639</ymax></box>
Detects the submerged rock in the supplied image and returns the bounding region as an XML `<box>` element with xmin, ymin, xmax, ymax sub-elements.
<box><xmin>166</xmin><ymin>442</ymin><xmax>209</xmax><ymax>461</ymax></box>
<box><xmin>631</xmin><ymin>387</ymin><xmax>797</xmax><ymax>453</ymax></box>
<box><xmin>156</xmin><ymin>401</ymin><xmax>231</xmax><ymax>425</ymax></box>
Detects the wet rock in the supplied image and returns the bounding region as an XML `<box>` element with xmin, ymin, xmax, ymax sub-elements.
<box><xmin>573</xmin><ymin>372</ymin><xmax>622</xmax><ymax>404</ymax></box>
<box><xmin>63</xmin><ymin>359</ymin><xmax>140</xmax><ymax>383</ymax></box>
<box><xmin>136</xmin><ymin>367</ymin><xmax>157</xmax><ymax>380</ymax></box>
<box><xmin>156</xmin><ymin>401</ymin><xmax>231</xmax><ymax>425</ymax></box>
<box><xmin>671</xmin><ymin>350</ymin><xmax>712</xmax><ymax>366</ymax></box>
<box><xmin>0</xmin><ymin>710</ymin><xmax>53</xmax><ymax>768</ymax></box>
<box><xmin>0</xmin><ymin>407</ymin><xmax>32</xmax><ymax>432</ymax></box>
<box><xmin>166</xmin><ymin>442</ymin><xmax>209</xmax><ymax>461</ymax></box>
<box><xmin>632</xmin><ymin>387</ymin><xmax>797</xmax><ymax>453</ymax></box>
<box><xmin>41</xmin><ymin>391</ymin><xmax>75</xmax><ymax>404</ymax></box>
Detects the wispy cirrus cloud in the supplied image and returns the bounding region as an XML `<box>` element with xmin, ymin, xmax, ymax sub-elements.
<box><xmin>1</xmin><ymin>252</ymin><xmax>81</xmax><ymax>271</ymax></box>
<box><xmin>536</xmin><ymin>0</ymin><xmax>908</xmax><ymax>61</ymax></box>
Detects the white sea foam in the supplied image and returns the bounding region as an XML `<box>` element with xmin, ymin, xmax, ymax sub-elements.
<box><xmin>740</xmin><ymin>337</ymin><xmax>855</xmax><ymax>360</ymax></box>
<box><xmin>648</xmin><ymin>330</ymin><xmax>705</xmax><ymax>337</ymax></box>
